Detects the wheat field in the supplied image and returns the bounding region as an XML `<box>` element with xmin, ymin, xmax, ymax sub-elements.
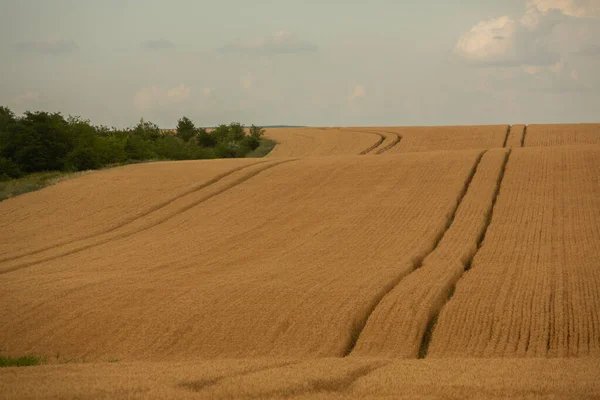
<box><xmin>428</xmin><ymin>145</ymin><xmax>600</xmax><ymax>358</ymax></box>
<box><xmin>1</xmin><ymin>124</ymin><xmax>599</xmax><ymax>398</ymax></box>
<box><xmin>265</xmin><ymin>127</ymin><xmax>381</xmax><ymax>157</ymax></box>
<box><xmin>525</xmin><ymin>123</ymin><xmax>600</xmax><ymax>147</ymax></box>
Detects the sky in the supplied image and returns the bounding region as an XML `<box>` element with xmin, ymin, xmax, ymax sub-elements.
<box><xmin>1</xmin><ymin>0</ymin><xmax>599</xmax><ymax>128</ymax></box>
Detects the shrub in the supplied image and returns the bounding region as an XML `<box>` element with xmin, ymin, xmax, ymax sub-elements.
<box><xmin>0</xmin><ymin>157</ymin><xmax>22</xmax><ymax>180</ymax></box>
<box><xmin>176</xmin><ymin>116</ymin><xmax>196</xmax><ymax>142</ymax></box>
<box><xmin>197</xmin><ymin>128</ymin><xmax>216</xmax><ymax>147</ymax></box>
<box><xmin>0</xmin><ymin>105</ymin><xmax>266</xmax><ymax>182</ymax></box>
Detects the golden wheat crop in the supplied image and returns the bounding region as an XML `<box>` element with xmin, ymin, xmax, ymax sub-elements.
<box><xmin>378</xmin><ymin>125</ymin><xmax>508</xmax><ymax>153</ymax></box>
<box><xmin>351</xmin><ymin>149</ymin><xmax>509</xmax><ymax>358</ymax></box>
<box><xmin>0</xmin><ymin>159</ymin><xmax>261</xmax><ymax>264</ymax></box>
<box><xmin>505</xmin><ymin>124</ymin><xmax>525</xmax><ymax>148</ymax></box>
<box><xmin>1</xmin><ymin>357</ymin><xmax>598</xmax><ymax>399</ymax></box>
<box><xmin>525</xmin><ymin>124</ymin><xmax>600</xmax><ymax>147</ymax></box>
<box><xmin>266</xmin><ymin>125</ymin><xmax>509</xmax><ymax>157</ymax></box>
<box><xmin>347</xmin><ymin>129</ymin><xmax>401</xmax><ymax>154</ymax></box>
<box><xmin>1</xmin><ymin>122</ymin><xmax>599</xmax><ymax>398</ymax></box>
<box><xmin>0</xmin><ymin>151</ymin><xmax>481</xmax><ymax>360</ymax></box>
<box><xmin>265</xmin><ymin>128</ymin><xmax>381</xmax><ymax>157</ymax></box>
<box><xmin>427</xmin><ymin>145</ymin><xmax>600</xmax><ymax>357</ymax></box>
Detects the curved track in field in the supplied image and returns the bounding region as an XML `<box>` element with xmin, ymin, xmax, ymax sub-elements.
<box><xmin>1</xmin><ymin>124</ymin><xmax>599</xmax><ymax>399</ymax></box>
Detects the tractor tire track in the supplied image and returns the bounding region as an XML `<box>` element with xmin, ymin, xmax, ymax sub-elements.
<box><xmin>357</xmin><ymin>131</ymin><xmax>385</xmax><ymax>155</ymax></box>
<box><xmin>502</xmin><ymin>125</ymin><xmax>511</xmax><ymax>148</ymax></box>
<box><xmin>0</xmin><ymin>160</ymin><xmax>297</xmax><ymax>276</ymax></box>
<box><xmin>344</xmin><ymin>151</ymin><xmax>487</xmax><ymax>356</ymax></box>
<box><xmin>370</xmin><ymin>130</ymin><xmax>402</xmax><ymax>154</ymax></box>
<box><xmin>419</xmin><ymin>150</ymin><xmax>512</xmax><ymax>357</ymax></box>
<box><xmin>0</xmin><ymin>161</ymin><xmax>268</xmax><ymax>265</ymax></box>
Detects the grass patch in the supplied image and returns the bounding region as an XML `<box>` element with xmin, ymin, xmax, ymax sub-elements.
<box><xmin>245</xmin><ymin>138</ymin><xmax>277</xmax><ymax>158</ymax></box>
<box><xmin>0</xmin><ymin>355</ymin><xmax>45</xmax><ymax>367</ymax></box>
<box><xmin>0</xmin><ymin>171</ymin><xmax>89</xmax><ymax>202</ymax></box>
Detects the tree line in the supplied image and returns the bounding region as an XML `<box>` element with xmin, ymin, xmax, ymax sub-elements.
<box><xmin>0</xmin><ymin>106</ymin><xmax>267</xmax><ymax>180</ymax></box>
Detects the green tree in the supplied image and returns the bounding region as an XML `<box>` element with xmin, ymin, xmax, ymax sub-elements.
<box><xmin>2</xmin><ymin>111</ymin><xmax>74</xmax><ymax>172</ymax></box>
<box><xmin>196</xmin><ymin>127</ymin><xmax>216</xmax><ymax>147</ymax></box>
<box><xmin>132</xmin><ymin>118</ymin><xmax>161</xmax><ymax>141</ymax></box>
<box><xmin>245</xmin><ymin>124</ymin><xmax>265</xmax><ymax>150</ymax></box>
<box><xmin>176</xmin><ymin>116</ymin><xmax>196</xmax><ymax>142</ymax></box>
<box><xmin>211</xmin><ymin>124</ymin><xmax>230</xmax><ymax>143</ymax></box>
<box><xmin>125</xmin><ymin>134</ymin><xmax>156</xmax><ymax>160</ymax></box>
<box><xmin>228</xmin><ymin>122</ymin><xmax>246</xmax><ymax>142</ymax></box>
<box><xmin>0</xmin><ymin>156</ymin><xmax>22</xmax><ymax>180</ymax></box>
<box><xmin>0</xmin><ymin>106</ymin><xmax>16</xmax><ymax>156</ymax></box>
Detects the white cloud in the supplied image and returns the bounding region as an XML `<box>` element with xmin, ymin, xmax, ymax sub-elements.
<box><xmin>530</xmin><ymin>0</ymin><xmax>600</xmax><ymax>18</ymax></box>
<box><xmin>454</xmin><ymin>17</ymin><xmax>522</xmax><ymax>65</ymax></box>
<box><xmin>133</xmin><ymin>84</ymin><xmax>191</xmax><ymax>111</ymax></box>
<box><xmin>219</xmin><ymin>31</ymin><xmax>318</xmax><ymax>55</ymax></box>
<box><xmin>15</xmin><ymin>39</ymin><xmax>78</xmax><ymax>55</ymax></box>
<box><xmin>12</xmin><ymin>91</ymin><xmax>40</xmax><ymax>105</ymax></box>
<box><xmin>454</xmin><ymin>0</ymin><xmax>600</xmax><ymax>67</ymax></box>
<box><xmin>348</xmin><ymin>85</ymin><xmax>366</xmax><ymax>102</ymax></box>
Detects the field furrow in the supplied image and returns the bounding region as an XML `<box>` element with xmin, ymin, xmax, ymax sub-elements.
<box><xmin>378</xmin><ymin>125</ymin><xmax>508</xmax><ymax>153</ymax></box>
<box><xmin>349</xmin><ymin>129</ymin><xmax>401</xmax><ymax>155</ymax></box>
<box><xmin>0</xmin><ymin>159</ymin><xmax>261</xmax><ymax>262</ymax></box>
<box><xmin>265</xmin><ymin>128</ymin><xmax>381</xmax><ymax>157</ymax></box>
<box><xmin>525</xmin><ymin>124</ymin><xmax>600</xmax><ymax>147</ymax></box>
<box><xmin>2</xmin><ymin>358</ymin><xmax>599</xmax><ymax>399</ymax></box>
<box><xmin>0</xmin><ymin>160</ymin><xmax>294</xmax><ymax>275</ymax></box>
<box><xmin>264</xmin><ymin>125</ymin><xmax>511</xmax><ymax>156</ymax></box>
<box><xmin>333</xmin><ymin>129</ymin><xmax>402</xmax><ymax>155</ymax></box>
<box><xmin>427</xmin><ymin>145</ymin><xmax>600</xmax><ymax>357</ymax></box>
<box><xmin>357</xmin><ymin>131</ymin><xmax>385</xmax><ymax>154</ymax></box>
<box><xmin>351</xmin><ymin>149</ymin><xmax>509</xmax><ymax>358</ymax></box>
<box><xmin>505</xmin><ymin>124</ymin><xmax>525</xmax><ymax>148</ymax></box>
<box><xmin>371</xmin><ymin>130</ymin><xmax>402</xmax><ymax>154</ymax></box>
<box><xmin>0</xmin><ymin>151</ymin><xmax>480</xmax><ymax>360</ymax></box>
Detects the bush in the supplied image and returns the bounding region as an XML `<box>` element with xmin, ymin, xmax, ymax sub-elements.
<box><xmin>64</xmin><ymin>146</ymin><xmax>102</xmax><ymax>171</ymax></box>
<box><xmin>96</xmin><ymin>136</ymin><xmax>127</xmax><ymax>165</ymax></box>
<box><xmin>125</xmin><ymin>134</ymin><xmax>156</xmax><ymax>160</ymax></box>
<box><xmin>197</xmin><ymin>128</ymin><xmax>216</xmax><ymax>147</ymax></box>
<box><xmin>0</xmin><ymin>157</ymin><xmax>22</xmax><ymax>180</ymax></box>
<box><xmin>132</xmin><ymin>118</ymin><xmax>161</xmax><ymax>141</ymax></box>
<box><xmin>176</xmin><ymin>117</ymin><xmax>196</xmax><ymax>142</ymax></box>
<box><xmin>0</xmin><ymin>105</ymin><xmax>266</xmax><ymax>183</ymax></box>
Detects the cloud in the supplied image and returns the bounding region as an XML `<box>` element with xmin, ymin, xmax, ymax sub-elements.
<box><xmin>453</xmin><ymin>15</ymin><xmax>560</xmax><ymax>66</ymax></box>
<box><xmin>141</xmin><ymin>39</ymin><xmax>176</xmax><ymax>50</ymax></box>
<box><xmin>133</xmin><ymin>84</ymin><xmax>191</xmax><ymax>111</ymax></box>
<box><xmin>12</xmin><ymin>92</ymin><xmax>40</xmax><ymax>105</ymax></box>
<box><xmin>348</xmin><ymin>85</ymin><xmax>366</xmax><ymax>102</ymax></box>
<box><xmin>15</xmin><ymin>39</ymin><xmax>79</xmax><ymax>55</ymax></box>
<box><xmin>529</xmin><ymin>0</ymin><xmax>600</xmax><ymax>18</ymax></box>
<box><xmin>202</xmin><ymin>88</ymin><xmax>213</xmax><ymax>97</ymax></box>
<box><xmin>219</xmin><ymin>31</ymin><xmax>318</xmax><ymax>55</ymax></box>
<box><xmin>454</xmin><ymin>0</ymin><xmax>600</xmax><ymax>67</ymax></box>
